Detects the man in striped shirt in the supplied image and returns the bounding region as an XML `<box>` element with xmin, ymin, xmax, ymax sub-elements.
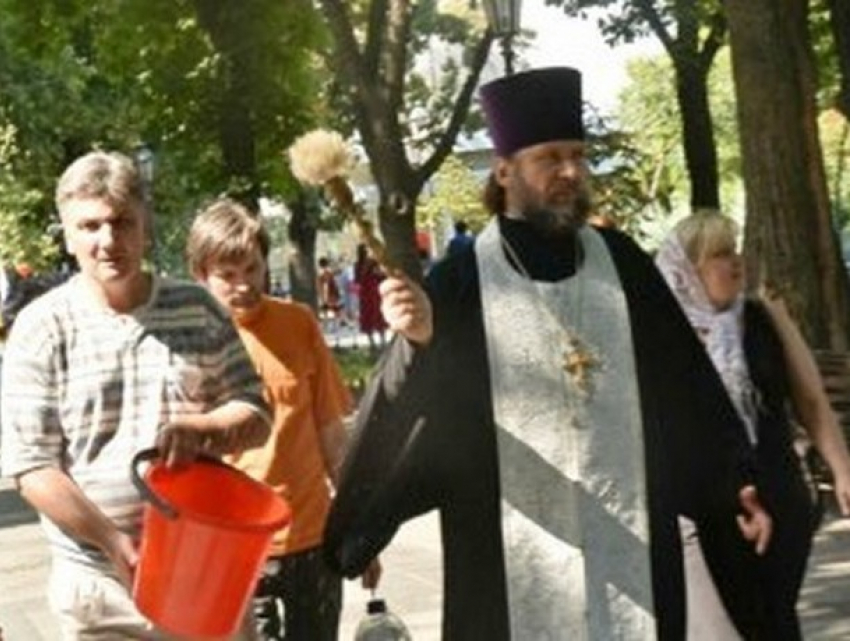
<box><xmin>0</xmin><ymin>151</ymin><xmax>270</xmax><ymax>640</ymax></box>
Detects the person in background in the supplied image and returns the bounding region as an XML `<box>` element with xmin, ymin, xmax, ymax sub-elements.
<box><xmin>445</xmin><ymin>220</ymin><xmax>474</xmax><ymax>257</ymax></box>
<box><xmin>187</xmin><ymin>199</ymin><xmax>380</xmax><ymax>641</ymax></box>
<box><xmin>418</xmin><ymin>247</ymin><xmax>434</xmax><ymax>276</ymax></box>
<box><xmin>656</xmin><ymin>212</ymin><xmax>850</xmax><ymax>640</ymax></box>
<box><xmin>354</xmin><ymin>243</ymin><xmax>387</xmax><ymax>352</ymax></box>
<box><xmin>334</xmin><ymin>254</ymin><xmax>355</xmax><ymax>330</ymax></box>
<box><xmin>0</xmin><ymin>151</ymin><xmax>270</xmax><ymax>640</ymax></box>
<box><xmin>317</xmin><ymin>256</ymin><xmax>342</xmax><ymax>336</ymax></box>
<box><xmin>324</xmin><ymin>67</ymin><xmax>771</xmax><ymax>640</ymax></box>
<box><xmin>270</xmin><ymin>278</ymin><xmax>287</xmax><ymax>299</ymax></box>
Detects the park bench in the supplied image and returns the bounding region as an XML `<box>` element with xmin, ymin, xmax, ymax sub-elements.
<box><xmin>808</xmin><ymin>350</ymin><xmax>850</xmax><ymax>500</ymax></box>
<box><xmin>814</xmin><ymin>350</ymin><xmax>850</xmax><ymax>440</ymax></box>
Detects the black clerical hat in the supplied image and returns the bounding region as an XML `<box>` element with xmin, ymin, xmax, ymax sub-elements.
<box><xmin>480</xmin><ymin>67</ymin><xmax>584</xmax><ymax>157</ymax></box>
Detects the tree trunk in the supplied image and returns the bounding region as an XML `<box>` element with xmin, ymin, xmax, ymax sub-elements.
<box><xmin>286</xmin><ymin>191</ymin><xmax>319</xmax><ymax>310</ymax></box>
<box><xmin>630</xmin><ymin>0</ymin><xmax>726</xmax><ymax>212</ymax></box>
<box><xmin>726</xmin><ymin>0</ymin><xmax>850</xmax><ymax>349</ymax></box>
<box><xmin>378</xmin><ymin>189</ymin><xmax>421</xmax><ymax>279</ymax></box>
<box><xmin>674</xmin><ymin>60</ymin><xmax>721</xmax><ymax>210</ymax></box>
<box><xmin>192</xmin><ymin>0</ymin><xmax>260</xmax><ymax>212</ymax></box>
<box><xmin>827</xmin><ymin>0</ymin><xmax>850</xmax><ymax>119</ymax></box>
<box><xmin>317</xmin><ymin>0</ymin><xmax>491</xmax><ymax>280</ymax></box>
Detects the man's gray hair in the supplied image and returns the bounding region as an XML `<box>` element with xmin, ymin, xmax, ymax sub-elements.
<box><xmin>55</xmin><ymin>151</ymin><xmax>146</xmax><ymax>218</ymax></box>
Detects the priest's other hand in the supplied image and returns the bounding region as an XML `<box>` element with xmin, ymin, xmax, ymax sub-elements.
<box><xmin>736</xmin><ymin>485</ymin><xmax>772</xmax><ymax>555</ymax></box>
<box><xmin>360</xmin><ymin>557</ymin><xmax>383</xmax><ymax>591</ymax></box>
<box><xmin>380</xmin><ymin>271</ymin><xmax>433</xmax><ymax>346</ymax></box>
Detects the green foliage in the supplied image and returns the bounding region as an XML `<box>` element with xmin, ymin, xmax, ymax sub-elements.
<box><xmin>613</xmin><ymin>56</ymin><xmax>688</xmax><ymax>222</ymax></box>
<box><xmin>543</xmin><ymin>0</ymin><xmax>724</xmax><ymax>47</ymax></box>
<box><xmin>404</xmin><ymin>3</ymin><xmax>489</xmax><ymax>153</ymax></box>
<box><xmin>418</xmin><ymin>155</ymin><xmax>489</xmax><ymax>233</ymax></box>
<box><xmin>333</xmin><ymin>347</ymin><xmax>380</xmax><ymax>398</ymax></box>
<box><xmin>585</xmin><ymin>109</ymin><xmax>656</xmax><ymax>237</ymax></box>
<box><xmin>609</xmin><ymin>50</ymin><xmax>741</xmax><ymax>232</ymax></box>
<box><xmin>810</xmin><ymin>0</ymin><xmax>841</xmax><ymax>110</ymax></box>
<box><xmin>0</xmin><ymin>0</ymin><xmax>137</xmax><ymax>270</ymax></box>
<box><xmin>820</xmin><ymin>109</ymin><xmax>850</xmax><ymax>229</ymax></box>
<box><xmin>0</xmin><ymin>127</ymin><xmax>59</xmax><ymax>269</ymax></box>
<box><xmin>95</xmin><ymin>0</ymin><xmax>326</xmax><ymax>197</ymax></box>
<box><xmin>543</xmin><ymin>0</ymin><xmax>657</xmax><ymax>44</ymax></box>
<box><xmin>0</xmin><ymin>0</ymin><xmax>328</xmax><ymax>272</ymax></box>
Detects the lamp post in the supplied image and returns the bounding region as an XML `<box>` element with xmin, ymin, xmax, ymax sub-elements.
<box><xmin>132</xmin><ymin>143</ymin><xmax>158</xmax><ymax>269</ymax></box>
<box><xmin>482</xmin><ymin>0</ymin><xmax>522</xmax><ymax>76</ymax></box>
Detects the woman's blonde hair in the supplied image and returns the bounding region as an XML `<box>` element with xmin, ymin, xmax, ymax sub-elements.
<box><xmin>186</xmin><ymin>198</ymin><xmax>270</xmax><ymax>277</ymax></box>
<box><xmin>673</xmin><ymin>211</ymin><xmax>739</xmax><ymax>266</ymax></box>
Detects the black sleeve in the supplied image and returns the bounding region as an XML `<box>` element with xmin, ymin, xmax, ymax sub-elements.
<box><xmin>321</xmin><ymin>254</ymin><xmax>479</xmax><ymax>578</ymax></box>
<box><xmin>322</xmin><ymin>335</ymin><xmax>443</xmax><ymax>577</ymax></box>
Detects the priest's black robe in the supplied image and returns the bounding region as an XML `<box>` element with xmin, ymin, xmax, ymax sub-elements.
<box><xmin>324</xmin><ymin>219</ymin><xmax>761</xmax><ymax>640</ymax></box>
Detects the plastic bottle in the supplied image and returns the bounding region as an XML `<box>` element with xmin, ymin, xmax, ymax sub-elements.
<box><xmin>353</xmin><ymin>598</ymin><xmax>413</xmax><ymax>641</ymax></box>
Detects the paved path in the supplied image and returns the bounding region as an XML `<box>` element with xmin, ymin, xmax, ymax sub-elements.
<box><xmin>2</xmin><ymin>477</ymin><xmax>849</xmax><ymax>640</ymax></box>
<box><xmin>798</xmin><ymin>510</ymin><xmax>850</xmax><ymax>639</ymax></box>
<box><xmin>0</xmin><ymin>477</ymin><xmax>440</xmax><ymax>641</ymax></box>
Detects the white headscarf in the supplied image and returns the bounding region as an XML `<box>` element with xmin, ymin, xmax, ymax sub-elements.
<box><xmin>655</xmin><ymin>233</ymin><xmax>759</xmax><ymax>444</ymax></box>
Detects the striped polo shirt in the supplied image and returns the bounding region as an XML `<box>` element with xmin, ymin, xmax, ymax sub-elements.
<box><xmin>0</xmin><ymin>274</ymin><xmax>269</xmax><ymax>567</ymax></box>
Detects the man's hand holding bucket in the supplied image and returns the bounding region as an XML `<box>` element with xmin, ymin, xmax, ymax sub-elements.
<box><xmin>158</xmin><ymin>401</ymin><xmax>270</xmax><ymax>467</ymax></box>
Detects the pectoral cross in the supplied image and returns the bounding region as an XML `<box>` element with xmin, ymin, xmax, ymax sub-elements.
<box><xmin>563</xmin><ymin>337</ymin><xmax>597</xmax><ymax>393</ymax></box>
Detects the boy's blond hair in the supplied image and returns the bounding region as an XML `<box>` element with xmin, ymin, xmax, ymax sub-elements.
<box><xmin>186</xmin><ymin>198</ymin><xmax>270</xmax><ymax>277</ymax></box>
<box><xmin>673</xmin><ymin>211</ymin><xmax>739</xmax><ymax>267</ymax></box>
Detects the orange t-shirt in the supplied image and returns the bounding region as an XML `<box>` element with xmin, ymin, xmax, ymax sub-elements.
<box><xmin>227</xmin><ymin>296</ymin><xmax>352</xmax><ymax>556</ymax></box>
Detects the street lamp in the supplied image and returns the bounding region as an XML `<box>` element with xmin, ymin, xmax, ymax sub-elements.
<box><xmin>132</xmin><ymin>143</ymin><xmax>158</xmax><ymax>269</ymax></box>
<box><xmin>482</xmin><ymin>0</ymin><xmax>522</xmax><ymax>76</ymax></box>
<box><xmin>134</xmin><ymin>143</ymin><xmax>155</xmax><ymax>187</ymax></box>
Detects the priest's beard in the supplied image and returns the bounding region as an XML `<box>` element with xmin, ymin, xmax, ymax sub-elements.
<box><xmin>523</xmin><ymin>196</ymin><xmax>592</xmax><ymax>238</ymax></box>
<box><xmin>512</xmin><ymin>177</ymin><xmax>593</xmax><ymax>238</ymax></box>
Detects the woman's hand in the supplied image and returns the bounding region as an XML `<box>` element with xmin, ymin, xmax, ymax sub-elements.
<box><xmin>832</xmin><ymin>467</ymin><xmax>850</xmax><ymax>516</ymax></box>
<box><xmin>736</xmin><ymin>485</ymin><xmax>772</xmax><ymax>555</ymax></box>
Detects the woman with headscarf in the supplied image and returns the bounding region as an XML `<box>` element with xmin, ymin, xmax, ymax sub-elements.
<box><xmin>656</xmin><ymin>212</ymin><xmax>850</xmax><ymax>640</ymax></box>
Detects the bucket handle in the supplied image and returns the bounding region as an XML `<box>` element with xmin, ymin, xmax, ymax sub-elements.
<box><xmin>131</xmin><ymin>447</ymin><xmax>229</xmax><ymax>520</ymax></box>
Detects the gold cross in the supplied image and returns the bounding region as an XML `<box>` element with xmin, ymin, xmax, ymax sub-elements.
<box><xmin>563</xmin><ymin>342</ymin><xmax>597</xmax><ymax>392</ymax></box>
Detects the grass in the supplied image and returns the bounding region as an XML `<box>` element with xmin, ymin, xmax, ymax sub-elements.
<box><xmin>333</xmin><ymin>347</ymin><xmax>381</xmax><ymax>401</ymax></box>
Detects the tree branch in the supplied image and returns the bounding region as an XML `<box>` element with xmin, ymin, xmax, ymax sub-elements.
<box><xmin>632</xmin><ymin>0</ymin><xmax>676</xmax><ymax>54</ymax></box>
<box><xmin>416</xmin><ymin>31</ymin><xmax>493</xmax><ymax>187</ymax></box>
<box><xmin>364</xmin><ymin>0</ymin><xmax>388</xmax><ymax>76</ymax></box>
<box><xmin>380</xmin><ymin>0</ymin><xmax>411</xmax><ymax>111</ymax></box>
<box><xmin>319</xmin><ymin>0</ymin><xmax>373</xmax><ymax>103</ymax></box>
<box><xmin>698</xmin><ymin>9</ymin><xmax>727</xmax><ymax>71</ymax></box>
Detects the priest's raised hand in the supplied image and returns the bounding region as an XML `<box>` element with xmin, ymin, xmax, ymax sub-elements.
<box><xmin>379</xmin><ymin>270</ymin><xmax>433</xmax><ymax>346</ymax></box>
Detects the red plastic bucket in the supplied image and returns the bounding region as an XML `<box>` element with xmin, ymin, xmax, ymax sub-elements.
<box><xmin>131</xmin><ymin>448</ymin><xmax>291</xmax><ymax>639</ymax></box>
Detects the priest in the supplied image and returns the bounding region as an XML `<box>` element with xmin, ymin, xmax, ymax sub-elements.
<box><xmin>324</xmin><ymin>67</ymin><xmax>771</xmax><ymax>640</ymax></box>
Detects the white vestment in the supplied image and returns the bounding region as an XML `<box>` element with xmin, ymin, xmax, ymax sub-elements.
<box><xmin>477</xmin><ymin>220</ymin><xmax>656</xmax><ymax>640</ymax></box>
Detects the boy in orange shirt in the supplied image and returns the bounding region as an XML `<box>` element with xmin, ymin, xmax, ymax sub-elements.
<box><xmin>187</xmin><ymin>199</ymin><xmax>380</xmax><ymax>640</ymax></box>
